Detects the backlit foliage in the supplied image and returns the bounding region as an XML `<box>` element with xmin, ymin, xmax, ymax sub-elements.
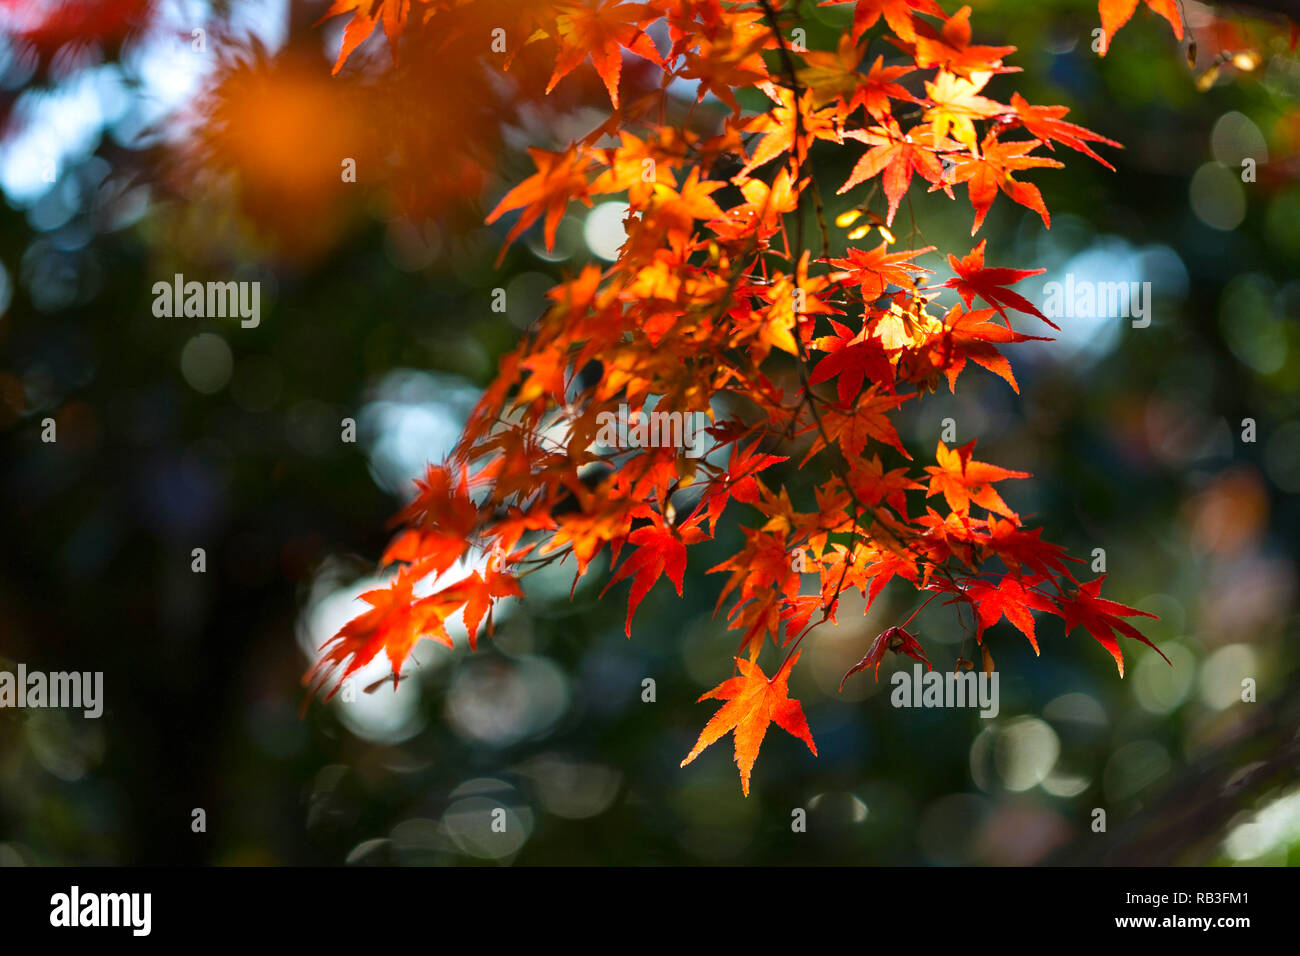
<box><xmin>301</xmin><ymin>0</ymin><xmax>1199</xmax><ymax>795</ymax></box>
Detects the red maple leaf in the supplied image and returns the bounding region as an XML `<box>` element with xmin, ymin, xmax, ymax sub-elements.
<box><xmin>986</xmin><ymin>517</ymin><xmax>1082</xmax><ymax>582</ymax></box>
<box><xmin>948</xmin><ymin>575</ymin><xmax>1060</xmax><ymax>653</ymax></box>
<box><xmin>933</xmin><ymin>304</ymin><xmax>1047</xmax><ymax>393</ymax></box>
<box><xmin>1058</xmin><ymin>576</ymin><xmax>1167</xmax><ymax>676</ymax></box>
<box><xmin>695</xmin><ymin>440</ymin><xmax>789</xmax><ymax>533</ymax></box>
<box><xmin>941</xmin><ymin>239</ymin><xmax>1056</xmax><ymax>329</ymax></box>
<box><xmin>810</xmin><ymin>318</ymin><xmax>896</xmax><ymax>403</ymax></box>
<box><xmin>602</xmin><ymin>514</ymin><xmax>708</xmax><ymax>636</ymax></box>
<box><xmin>839</xmin><ymin>624</ymin><xmax>931</xmax><ymax>687</ymax></box>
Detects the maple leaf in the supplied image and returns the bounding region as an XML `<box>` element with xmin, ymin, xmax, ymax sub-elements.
<box><xmin>839</xmin><ymin>625</ymin><xmax>931</xmax><ymax>688</ymax></box>
<box><xmin>845</xmin><ymin>455</ymin><xmax>925</xmax><ymax>518</ymax></box>
<box><xmin>695</xmin><ymin>441</ymin><xmax>788</xmax><ymax>533</ymax></box>
<box><xmin>602</xmin><ymin>514</ymin><xmax>708</xmax><ymax>636</ymax></box>
<box><xmin>925</xmin><ymin>439</ymin><xmax>1029</xmax><ymax>518</ymax></box>
<box><xmin>1058</xmin><ymin>576</ymin><xmax>1166</xmax><ymax>676</ymax></box>
<box><xmin>818</xmin><ymin>0</ymin><xmax>946</xmax><ymax>45</ymax></box>
<box><xmin>822</xmin><ymin>540</ymin><xmax>919</xmax><ymax>610</ymax></box>
<box><xmin>839</xmin><ymin>121</ymin><xmax>949</xmax><ymax>225</ymax></box>
<box><xmin>457</xmin><ymin>568</ymin><xmax>525</xmax><ymax>651</ymax></box>
<box><xmin>933</xmin><ymin>304</ymin><xmax>1046</xmax><ymax>393</ymax></box>
<box><xmin>317</xmin><ymin>0</ymin><xmax>410</xmax><ymax>75</ymax></box>
<box><xmin>870</xmin><ymin>295</ymin><xmax>944</xmax><ymax>351</ymax></box>
<box><xmin>1097</xmin><ymin>0</ymin><xmax>1183</xmax><ymax>56</ymax></box>
<box><xmin>986</xmin><ymin>517</ymin><xmax>1081</xmax><ymax>582</ymax></box>
<box><xmin>304</xmin><ymin>568</ymin><xmax>440</xmax><ymax>703</ymax></box>
<box><xmin>941</xmin><ymin>239</ymin><xmax>1056</xmax><ymax>329</ymax></box>
<box><xmin>946</xmin><ymin>131</ymin><xmax>1064</xmax><ymax>235</ymax></box>
<box><xmin>681</xmin><ymin>652</ymin><xmax>817</xmax><ymax>796</ymax></box>
<box><xmin>1006</xmin><ymin>93</ymin><xmax>1122</xmax><ymax>171</ymax></box>
<box><xmin>796</xmin><ymin>38</ymin><xmax>915</xmax><ymax>122</ymax></box>
<box><xmin>781</xmin><ymin>595</ymin><xmax>828</xmax><ymax>642</ymax></box>
<box><xmin>739</xmin><ymin>85</ymin><xmax>840</xmax><ymax>177</ymax></box>
<box><xmin>646</xmin><ymin>167</ymin><xmax>727</xmax><ymax>251</ymax></box>
<box><xmin>795</xmin><ymin>32</ymin><xmax>868</xmax><ymax>110</ymax></box>
<box><xmin>828</xmin><ymin>241</ymin><xmax>935</xmax><ymax>300</ymax></box>
<box><xmin>542</xmin><ymin>0</ymin><xmax>664</xmax><ymax>108</ymax></box>
<box><xmin>810</xmin><ymin>318</ymin><xmax>895</xmax><ymax>403</ymax></box>
<box><xmin>856</xmin><ymin>55</ymin><xmax>918</xmax><ymax>121</ymax></box>
<box><xmin>382</xmin><ymin>463</ymin><xmax>478</xmax><ymax>579</ymax></box>
<box><xmin>948</xmin><ymin>575</ymin><xmax>1060</xmax><ymax>653</ymax></box>
<box><xmin>485</xmin><ymin>145</ymin><xmax>593</xmax><ymax>257</ymax></box>
<box><xmin>910</xmin><ymin>5</ymin><xmax>1018</xmax><ymax>77</ymax></box>
<box><xmin>817</xmin><ymin>390</ymin><xmax>914</xmax><ymax>459</ymax></box>
<box><xmin>675</xmin><ymin>7</ymin><xmax>774</xmax><ymax>112</ymax></box>
<box><xmin>923</xmin><ymin>70</ymin><xmax>1003</xmax><ymax>155</ymax></box>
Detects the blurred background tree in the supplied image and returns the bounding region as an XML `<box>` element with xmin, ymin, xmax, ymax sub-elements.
<box><xmin>0</xmin><ymin>0</ymin><xmax>1297</xmax><ymax>865</ymax></box>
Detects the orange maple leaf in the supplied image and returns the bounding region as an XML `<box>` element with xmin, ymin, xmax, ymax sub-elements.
<box><xmin>839</xmin><ymin>121</ymin><xmax>949</xmax><ymax>225</ymax></box>
<box><xmin>795</xmin><ymin>37</ymin><xmax>915</xmax><ymax>121</ymax></box>
<box><xmin>829</xmin><ymin>241</ymin><xmax>935</xmax><ymax>300</ymax></box>
<box><xmin>910</xmin><ymin>5</ymin><xmax>1018</xmax><ymax>76</ymax></box>
<box><xmin>925</xmin><ymin>439</ymin><xmax>1029</xmax><ymax>518</ymax></box>
<box><xmin>817</xmin><ymin>0</ymin><xmax>946</xmax><ymax>45</ymax></box>
<box><xmin>681</xmin><ymin>652</ymin><xmax>817</xmax><ymax>796</ymax></box>
<box><xmin>945</xmin><ymin>131</ymin><xmax>1063</xmax><ymax>235</ymax></box>
<box><xmin>485</xmin><ymin>145</ymin><xmax>593</xmax><ymax>258</ymax></box>
<box><xmin>543</xmin><ymin>0</ymin><xmax>664</xmax><ymax>108</ymax></box>
<box><xmin>1097</xmin><ymin>0</ymin><xmax>1183</xmax><ymax>56</ymax></box>
<box><xmin>1006</xmin><ymin>93</ymin><xmax>1122</xmax><ymax>171</ymax></box>
<box><xmin>739</xmin><ymin>85</ymin><xmax>840</xmax><ymax>177</ymax></box>
<box><xmin>304</xmin><ymin>568</ymin><xmax>441</xmax><ymax>703</ymax></box>
<box><xmin>317</xmin><ymin>0</ymin><xmax>410</xmax><ymax>75</ymax></box>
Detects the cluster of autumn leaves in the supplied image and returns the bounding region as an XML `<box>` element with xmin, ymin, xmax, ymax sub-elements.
<box><xmin>306</xmin><ymin>0</ymin><xmax>1183</xmax><ymax>795</ymax></box>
